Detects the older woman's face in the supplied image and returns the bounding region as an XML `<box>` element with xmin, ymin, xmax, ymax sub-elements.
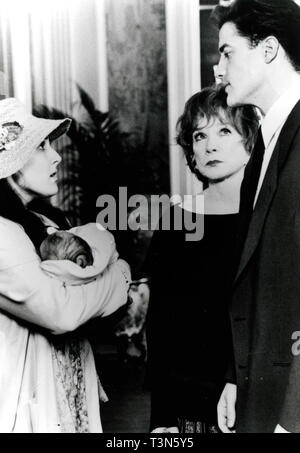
<box><xmin>192</xmin><ymin>114</ymin><xmax>249</xmax><ymax>182</ymax></box>
<box><xmin>19</xmin><ymin>139</ymin><xmax>62</xmax><ymax>199</ymax></box>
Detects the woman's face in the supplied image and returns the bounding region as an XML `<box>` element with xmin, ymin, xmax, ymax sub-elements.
<box><xmin>18</xmin><ymin>139</ymin><xmax>62</xmax><ymax>199</ymax></box>
<box><xmin>192</xmin><ymin>114</ymin><xmax>249</xmax><ymax>182</ymax></box>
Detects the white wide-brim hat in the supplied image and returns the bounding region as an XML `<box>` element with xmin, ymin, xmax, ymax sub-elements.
<box><xmin>0</xmin><ymin>97</ymin><xmax>71</xmax><ymax>179</ymax></box>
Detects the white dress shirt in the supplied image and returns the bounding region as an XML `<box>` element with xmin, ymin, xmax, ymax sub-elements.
<box><xmin>254</xmin><ymin>77</ymin><xmax>300</xmax><ymax>206</ymax></box>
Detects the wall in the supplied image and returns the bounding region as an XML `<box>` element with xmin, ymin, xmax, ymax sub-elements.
<box><xmin>106</xmin><ymin>0</ymin><xmax>169</xmax><ymax>194</ymax></box>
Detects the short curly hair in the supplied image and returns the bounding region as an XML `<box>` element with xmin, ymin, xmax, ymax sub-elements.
<box><xmin>176</xmin><ymin>84</ymin><xmax>260</xmax><ymax>183</ymax></box>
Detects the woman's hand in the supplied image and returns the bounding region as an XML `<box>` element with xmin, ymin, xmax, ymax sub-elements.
<box><xmin>151</xmin><ymin>427</ymin><xmax>179</xmax><ymax>433</ymax></box>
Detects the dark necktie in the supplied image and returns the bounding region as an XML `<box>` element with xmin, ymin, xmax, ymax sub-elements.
<box><xmin>242</xmin><ymin>126</ymin><xmax>265</xmax><ymax>217</ymax></box>
<box><xmin>234</xmin><ymin>127</ymin><xmax>265</xmax><ymax>273</ymax></box>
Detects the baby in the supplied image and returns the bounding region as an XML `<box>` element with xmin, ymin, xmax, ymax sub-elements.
<box><xmin>40</xmin><ymin>230</ymin><xmax>94</xmax><ymax>269</ymax></box>
<box><xmin>39</xmin><ymin>223</ymin><xmax>125</xmax><ymax>291</ymax></box>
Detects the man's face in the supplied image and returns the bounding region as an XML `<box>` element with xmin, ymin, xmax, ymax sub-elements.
<box><xmin>217</xmin><ymin>22</ymin><xmax>266</xmax><ymax>107</ymax></box>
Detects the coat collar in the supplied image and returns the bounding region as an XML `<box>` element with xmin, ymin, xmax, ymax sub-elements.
<box><xmin>234</xmin><ymin>99</ymin><xmax>300</xmax><ymax>284</ymax></box>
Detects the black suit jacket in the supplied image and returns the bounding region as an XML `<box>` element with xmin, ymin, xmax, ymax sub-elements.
<box><xmin>232</xmin><ymin>99</ymin><xmax>300</xmax><ymax>433</ymax></box>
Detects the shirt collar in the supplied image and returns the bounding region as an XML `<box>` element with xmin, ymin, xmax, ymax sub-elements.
<box><xmin>261</xmin><ymin>77</ymin><xmax>300</xmax><ymax>148</ymax></box>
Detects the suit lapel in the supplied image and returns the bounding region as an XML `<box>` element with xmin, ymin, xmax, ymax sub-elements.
<box><xmin>234</xmin><ymin>147</ymin><xmax>279</xmax><ymax>283</ymax></box>
<box><xmin>235</xmin><ymin>99</ymin><xmax>300</xmax><ymax>284</ymax></box>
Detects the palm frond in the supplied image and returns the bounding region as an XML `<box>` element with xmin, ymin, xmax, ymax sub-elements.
<box><xmin>76</xmin><ymin>84</ymin><xmax>96</xmax><ymax>115</ymax></box>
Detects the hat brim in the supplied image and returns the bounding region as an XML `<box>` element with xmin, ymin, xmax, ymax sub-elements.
<box><xmin>0</xmin><ymin>116</ymin><xmax>71</xmax><ymax>179</ymax></box>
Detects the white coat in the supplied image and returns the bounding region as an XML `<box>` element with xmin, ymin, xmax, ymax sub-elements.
<box><xmin>0</xmin><ymin>217</ymin><xmax>130</xmax><ymax>433</ymax></box>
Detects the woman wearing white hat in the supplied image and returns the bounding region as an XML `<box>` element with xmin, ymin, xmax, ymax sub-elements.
<box><xmin>0</xmin><ymin>98</ymin><xmax>131</xmax><ymax>433</ymax></box>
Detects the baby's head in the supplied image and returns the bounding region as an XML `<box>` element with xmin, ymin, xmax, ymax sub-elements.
<box><xmin>40</xmin><ymin>231</ymin><xmax>94</xmax><ymax>268</ymax></box>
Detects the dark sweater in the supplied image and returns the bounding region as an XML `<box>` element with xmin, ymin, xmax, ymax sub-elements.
<box><xmin>145</xmin><ymin>204</ymin><xmax>238</xmax><ymax>430</ymax></box>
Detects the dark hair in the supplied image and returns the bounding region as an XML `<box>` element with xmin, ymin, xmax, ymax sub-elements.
<box><xmin>176</xmin><ymin>84</ymin><xmax>259</xmax><ymax>183</ymax></box>
<box><xmin>0</xmin><ymin>179</ymin><xmax>70</xmax><ymax>252</ymax></box>
<box><xmin>213</xmin><ymin>0</ymin><xmax>300</xmax><ymax>70</ymax></box>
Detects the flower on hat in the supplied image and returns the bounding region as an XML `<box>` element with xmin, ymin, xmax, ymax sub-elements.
<box><xmin>0</xmin><ymin>121</ymin><xmax>24</xmax><ymax>153</ymax></box>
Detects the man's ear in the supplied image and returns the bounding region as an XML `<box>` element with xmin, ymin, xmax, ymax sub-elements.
<box><xmin>263</xmin><ymin>36</ymin><xmax>279</xmax><ymax>64</ymax></box>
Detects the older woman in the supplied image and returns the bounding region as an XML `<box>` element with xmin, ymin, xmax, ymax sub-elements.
<box><xmin>145</xmin><ymin>84</ymin><xmax>259</xmax><ymax>433</ymax></box>
<box><xmin>0</xmin><ymin>98</ymin><xmax>130</xmax><ymax>433</ymax></box>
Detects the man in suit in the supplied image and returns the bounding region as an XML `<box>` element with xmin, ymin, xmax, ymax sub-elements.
<box><xmin>214</xmin><ymin>0</ymin><xmax>300</xmax><ymax>433</ymax></box>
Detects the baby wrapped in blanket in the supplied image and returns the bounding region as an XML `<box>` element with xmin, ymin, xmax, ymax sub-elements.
<box><xmin>39</xmin><ymin>223</ymin><xmax>123</xmax><ymax>287</ymax></box>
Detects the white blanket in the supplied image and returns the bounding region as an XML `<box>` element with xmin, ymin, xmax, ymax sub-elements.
<box><xmin>41</xmin><ymin>223</ymin><xmax>119</xmax><ymax>285</ymax></box>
